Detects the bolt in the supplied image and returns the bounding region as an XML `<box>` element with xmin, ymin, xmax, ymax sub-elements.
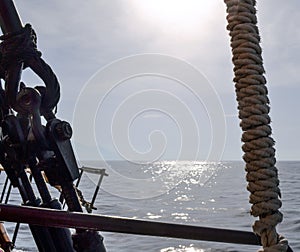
<box><xmin>55</xmin><ymin>121</ymin><xmax>72</xmax><ymax>140</ymax></box>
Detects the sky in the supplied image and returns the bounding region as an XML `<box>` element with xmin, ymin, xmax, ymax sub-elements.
<box><xmin>12</xmin><ymin>0</ymin><xmax>300</xmax><ymax>161</ymax></box>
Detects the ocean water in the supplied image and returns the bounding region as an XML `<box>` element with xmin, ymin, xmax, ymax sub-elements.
<box><xmin>0</xmin><ymin>161</ymin><xmax>299</xmax><ymax>252</ymax></box>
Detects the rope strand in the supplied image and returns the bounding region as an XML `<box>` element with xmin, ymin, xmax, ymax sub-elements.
<box><xmin>223</xmin><ymin>1</ymin><xmax>288</xmax><ymax>251</ymax></box>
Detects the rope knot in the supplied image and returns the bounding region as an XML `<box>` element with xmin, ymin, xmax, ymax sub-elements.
<box><xmin>0</xmin><ymin>23</ymin><xmax>42</xmax><ymax>70</ymax></box>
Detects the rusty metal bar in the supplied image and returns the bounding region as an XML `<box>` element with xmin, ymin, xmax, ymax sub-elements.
<box><xmin>0</xmin><ymin>203</ymin><xmax>261</xmax><ymax>246</ymax></box>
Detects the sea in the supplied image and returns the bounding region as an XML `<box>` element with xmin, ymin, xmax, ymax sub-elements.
<box><xmin>0</xmin><ymin>161</ymin><xmax>299</xmax><ymax>252</ymax></box>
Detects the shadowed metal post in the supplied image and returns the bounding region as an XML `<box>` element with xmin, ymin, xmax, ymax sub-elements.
<box><xmin>0</xmin><ymin>0</ymin><xmax>23</xmax><ymax>33</ymax></box>
<box><xmin>0</xmin><ymin>0</ymin><xmax>24</xmax><ymax>113</ymax></box>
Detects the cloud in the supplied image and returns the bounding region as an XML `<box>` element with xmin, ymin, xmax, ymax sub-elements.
<box><xmin>11</xmin><ymin>0</ymin><xmax>300</xmax><ymax>160</ymax></box>
<box><xmin>142</xmin><ymin>113</ymin><xmax>163</xmax><ymax>119</ymax></box>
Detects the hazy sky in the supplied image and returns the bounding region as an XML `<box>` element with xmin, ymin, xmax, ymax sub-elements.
<box><xmin>13</xmin><ymin>0</ymin><xmax>300</xmax><ymax>161</ymax></box>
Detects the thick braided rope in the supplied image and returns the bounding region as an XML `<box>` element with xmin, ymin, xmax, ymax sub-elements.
<box><xmin>224</xmin><ymin>0</ymin><xmax>288</xmax><ymax>251</ymax></box>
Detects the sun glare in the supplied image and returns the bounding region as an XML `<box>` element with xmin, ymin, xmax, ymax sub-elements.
<box><xmin>131</xmin><ymin>0</ymin><xmax>217</xmax><ymax>34</ymax></box>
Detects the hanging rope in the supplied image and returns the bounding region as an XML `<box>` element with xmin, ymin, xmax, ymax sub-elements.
<box><xmin>223</xmin><ymin>1</ymin><xmax>289</xmax><ymax>251</ymax></box>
